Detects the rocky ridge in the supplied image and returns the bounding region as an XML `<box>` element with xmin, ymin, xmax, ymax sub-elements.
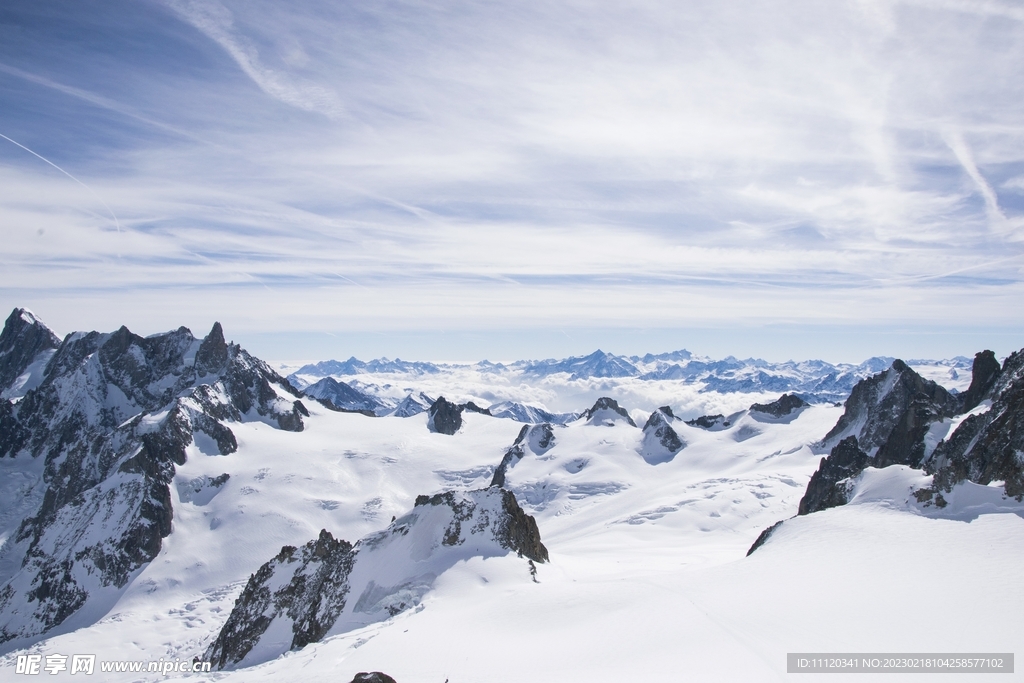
<box><xmin>0</xmin><ymin>311</ymin><xmax>307</xmax><ymax>651</ymax></box>
<box><xmin>0</xmin><ymin>309</ymin><xmax>61</xmax><ymax>400</ymax></box>
<box><xmin>206</xmin><ymin>487</ymin><xmax>547</xmax><ymax>669</ymax></box>
<box><xmin>490</xmin><ymin>423</ymin><xmax>556</xmax><ymax>487</ymax></box>
<box><xmin>638</xmin><ymin>407</ymin><xmax>685</xmax><ymax>465</ymax></box>
<box><xmin>749</xmin><ymin>349</ymin><xmax>1024</xmax><ymax>554</ymax></box>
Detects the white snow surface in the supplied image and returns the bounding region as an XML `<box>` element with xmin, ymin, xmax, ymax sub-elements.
<box><xmin>2</xmin><ymin>398</ymin><xmax>1022</xmax><ymax>681</ymax></box>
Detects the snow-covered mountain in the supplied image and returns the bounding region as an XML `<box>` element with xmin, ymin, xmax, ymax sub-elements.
<box><xmin>1</xmin><ymin>307</ymin><xmax>1021</xmax><ymax>682</ymax></box>
<box><xmin>0</xmin><ymin>312</ymin><xmax>308</xmax><ymax>653</ymax></box>
<box><xmin>283</xmin><ymin>347</ymin><xmax>973</xmax><ymax>420</ymax></box>
<box><xmin>205</xmin><ymin>488</ymin><xmax>546</xmax><ymax>670</ymax></box>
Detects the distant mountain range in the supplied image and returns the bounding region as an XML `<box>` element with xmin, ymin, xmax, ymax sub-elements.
<box><xmin>287</xmin><ymin>348</ymin><xmax>972</xmax><ymax>413</ymax></box>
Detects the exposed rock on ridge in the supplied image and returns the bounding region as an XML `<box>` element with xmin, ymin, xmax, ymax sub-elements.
<box><xmin>797</xmin><ymin>437</ymin><xmax>870</xmax><ymax>515</ymax></box>
<box><xmin>749</xmin><ymin>394</ymin><xmax>808</xmax><ymax>418</ymax></box>
<box><xmin>927</xmin><ymin>349</ymin><xmax>1024</xmax><ymax>499</ymax></box>
<box><xmin>749</xmin><ymin>350</ymin><xmax>1023</xmax><ymax>555</ymax></box>
<box><xmin>427</xmin><ymin>396</ymin><xmax>463</xmax><ymax>434</ymax></box>
<box><xmin>639</xmin><ymin>407</ymin><xmax>685</xmax><ymax>465</ymax></box>
<box><xmin>490</xmin><ymin>423</ymin><xmax>556</xmax><ymax>487</ymax></box>
<box><xmin>818</xmin><ymin>359</ymin><xmax>960</xmax><ymax>468</ymax></box>
<box><xmin>0</xmin><ymin>314</ymin><xmax>308</xmax><ymax>651</ymax></box>
<box><xmin>206</xmin><ymin>488</ymin><xmax>547</xmax><ymax>670</ymax></box>
<box><xmin>581</xmin><ymin>397</ymin><xmax>636</xmax><ymax>427</ymax></box>
<box><xmin>0</xmin><ymin>309</ymin><xmax>60</xmax><ymax>399</ymax></box>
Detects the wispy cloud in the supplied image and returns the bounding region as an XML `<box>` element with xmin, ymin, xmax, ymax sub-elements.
<box><xmin>159</xmin><ymin>0</ymin><xmax>344</xmax><ymax>118</ymax></box>
<box><xmin>0</xmin><ymin>0</ymin><xmax>1023</xmax><ymax>359</ymax></box>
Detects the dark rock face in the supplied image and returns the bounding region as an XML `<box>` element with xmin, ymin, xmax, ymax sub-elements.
<box><xmin>490</xmin><ymin>424</ymin><xmax>555</xmax><ymax>487</ymax></box>
<box><xmin>0</xmin><ymin>315</ymin><xmax>308</xmax><ymax>650</ymax></box>
<box><xmin>0</xmin><ymin>309</ymin><xmax>60</xmax><ymax>396</ymax></box>
<box><xmin>685</xmin><ymin>414</ymin><xmax>728</xmax><ymax>429</ymax></box>
<box><xmin>749</xmin><ymin>394</ymin><xmax>809</xmax><ymax>418</ymax></box>
<box><xmin>746</xmin><ymin>520</ymin><xmax>784</xmax><ymax>556</ymax></box>
<box><xmin>463</xmin><ymin>401</ymin><xmax>491</xmax><ymax>415</ymax></box>
<box><xmin>959</xmin><ymin>350</ymin><xmax>1001</xmax><ymax>412</ymax></box>
<box><xmin>639</xmin><ymin>408</ymin><xmax>685</xmax><ymax>464</ymax></box>
<box><xmin>207</xmin><ymin>488</ymin><xmax>546</xmax><ymax>669</ymax></box>
<box><xmin>819</xmin><ymin>359</ymin><xmax>959</xmax><ymax>468</ymax></box>
<box><xmin>350</xmin><ymin>674</ymin><xmax>397</xmax><ymax>683</ymax></box>
<box><xmin>427</xmin><ymin>396</ymin><xmax>464</xmax><ymax>434</ymax></box>
<box><xmin>928</xmin><ymin>350</ymin><xmax>1024</xmax><ymax>499</ymax></box>
<box><xmin>414</xmin><ymin>489</ymin><xmax>549</xmax><ymax>563</ymax></box>
<box><xmin>206</xmin><ymin>530</ymin><xmax>356</xmax><ymax>670</ymax></box>
<box><xmin>582</xmin><ymin>397</ymin><xmax>636</xmax><ymax>427</ymax></box>
<box><xmin>798</xmin><ymin>437</ymin><xmax>870</xmax><ymax>515</ymax></box>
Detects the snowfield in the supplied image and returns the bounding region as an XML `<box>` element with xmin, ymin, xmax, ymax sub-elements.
<box><xmin>0</xmin><ymin>310</ymin><xmax>1020</xmax><ymax>683</ymax></box>
<box><xmin>3</xmin><ymin>397</ymin><xmax>1022</xmax><ymax>682</ymax></box>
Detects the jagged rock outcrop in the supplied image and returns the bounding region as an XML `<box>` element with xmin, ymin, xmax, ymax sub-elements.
<box><xmin>0</xmin><ymin>314</ymin><xmax>308</xmax><ymax>651</ymax></box>
<box><xmin>581</xmin><ymin>397</ymin><xmax>636</xmax><ymax>427</ymax></box>
<box><xmin>349</xmin><ymin>674</ymin><xmax>397</xmax><ymax>683</ymax></box>
<box><xmin>490</xmin><ymin>423</ymin><xmax>556</xmax><ymax>487</ymax></box>
<box><xmin>206</xmin><ymin>530</ymin><xmax>356</xmax><ymax>670</ymax></box>
<box><xmin>818</xmin><ymin>359</ymin><xmax>960</xmax><ymax>468</ymax></box>
<box><xmin>927</xmin><ymin>349</ymin><xmax>1024</xmax><ymax>499</ymax></box>
<box><xmin>638</xmin><ymin>407</ymin><xmax>685</xmax><ymax>465</ymax></box>
<box><xmin>749</xmin><ymin>351</ymin><xmax>1017</xmax><ymax>556</ymax></box>
<box><xmin>427</xmin><ymin>396</ymin><xmax>463</xmax><ymax>434</ymax></box>
<box><xmin>685</xmin><ymin>413</ymin><xmax>729</xmax><ymax>429</ymax></box>
<box><xmin>749</xmin><ymin>394</ymin><xmax>808</xmax><ymax>418</ymax></box>
<box><xmin>0</xmin><ymin>309</ymin><xmax>61</xmax><ymax>399</ymax></box>
<box><xmin>463</xmin><ymin>401</ymin><xmax>491</xmax><ymax>415</ymax></box>
<box><xmin>745</xmin><ymin>520</ymin><xmax>784</xmax><ymax>556</ymax></box>
<box><xmin>797</xmin><ymin>437</ymin><xmax>870</xmax><ymax>515</ymax></box>
<box><xmin>958</xmin><ymin>350</ymin><xmax>1001</xmax><ymax>413</ymax></box>
<box><xmin>206</xmin><ymin>488</ymin><xmax>547</xmax><ymax>669</ymax></box>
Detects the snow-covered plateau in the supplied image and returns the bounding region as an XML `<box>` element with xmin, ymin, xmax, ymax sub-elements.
<box><xmin>0</xmin><ymin>307</ymin><xmax>1021</xmax><ymax>682</ymax></box>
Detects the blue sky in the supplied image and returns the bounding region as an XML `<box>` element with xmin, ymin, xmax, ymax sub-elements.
<box><xmin>1</xmin><ymin>0</ymin><xmax>1023</xmax><ymax>362</ymax></box>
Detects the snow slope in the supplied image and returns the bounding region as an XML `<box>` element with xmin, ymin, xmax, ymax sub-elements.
<box><xmin>0</xmin><ymin>312</ymin><xmax>1019</xmax><ymax>682</ymax></box>
<box><xmin>8</xmin><ymin>396</ymin><xmax>1017</xmax><ymax>682</ymax></box>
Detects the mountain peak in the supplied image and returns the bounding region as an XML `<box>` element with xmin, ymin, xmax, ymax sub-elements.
<box><xmin>582</xmin><ymin>397</ymin><xmax>637</xmax><ymax>427</ymax></box>
<box><xmin>0</xmin><ymin>307</ymin><xmax>61</xmax><ymax>397</ymax></box>
<box><xmin>195</xmin><ymin>322</ymin><xmax>229</xmax><ymax>375</ymax></box>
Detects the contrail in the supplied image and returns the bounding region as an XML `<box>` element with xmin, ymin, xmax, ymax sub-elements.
<box><xmin>0</xmin><ymin>131</ymin><xmax>121</xmax><ymax>234</ymax></box>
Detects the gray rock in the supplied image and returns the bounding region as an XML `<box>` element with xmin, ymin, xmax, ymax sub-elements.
<box><xmin>746</xmin><ymin>520</ymin><xmax>784</xmax><ymax>556</ymax></box>
<box><xmin>206</xmin><ymin>488</ymin><xmax>546</xmax><ymax>669</ymax></box>
<box><xmin>958</xmin><ymin>350</ymin><xmax>1001</xmax><ymax>412</ymax></box>
<box><xmin>798</xmin><ymin>437</ymin><xmax>870</xmax><ymax>515</ymax></box>
<box><xmin>427</xmin><ymin>396</ymin><xmax>463</xmax><ymax>435</ymax></box>
<box><xmin>0</xmin><ymin>316</ymin><xmax>310</xmax><ymax>651</ymax></box>
<box><xmin>581</xmin><ymin>397</ymin><xmax>636</xmax><ymax>427</ymax></box>
<box><xmin>490</xmin><ymin>424</ymin><xmax>555</xmax><ymax>487</ymax></box>
<box><xmin>819</xmin><ymin>359</ymin><xmax>960</xmax><ymax>468</ymax></box>
<box><xmin>206</xmin><ymin>530</ymin><xmax>356</xmax><ymax>670</ymax></box>
<box><xmin>685</xmin><ymin>414</ymin><xmax>728</xmax><ymax>429</ymax></box>
<box><xmin>0</xmin><ymin>308</ymin><xmax>60</xmax><ymax>396</ymax></box>
<box><xmin>749</xmin><ymin>393</ymin><xmax>809</xmax><ymax>418</ymax></box>
<box><xmin>639</xmin><ymin>407</ymin><xmax>685</xmax><ymax>464</ymax></box>
<box><xmin>928</xmin><ymin>348</ymin><xmax>1024</xmax><ymax>499</ymax></box>
<box><xmin>349</xmin><ymin>673</ymin><xmax>397</xmax><ymax>683</ymax></box>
